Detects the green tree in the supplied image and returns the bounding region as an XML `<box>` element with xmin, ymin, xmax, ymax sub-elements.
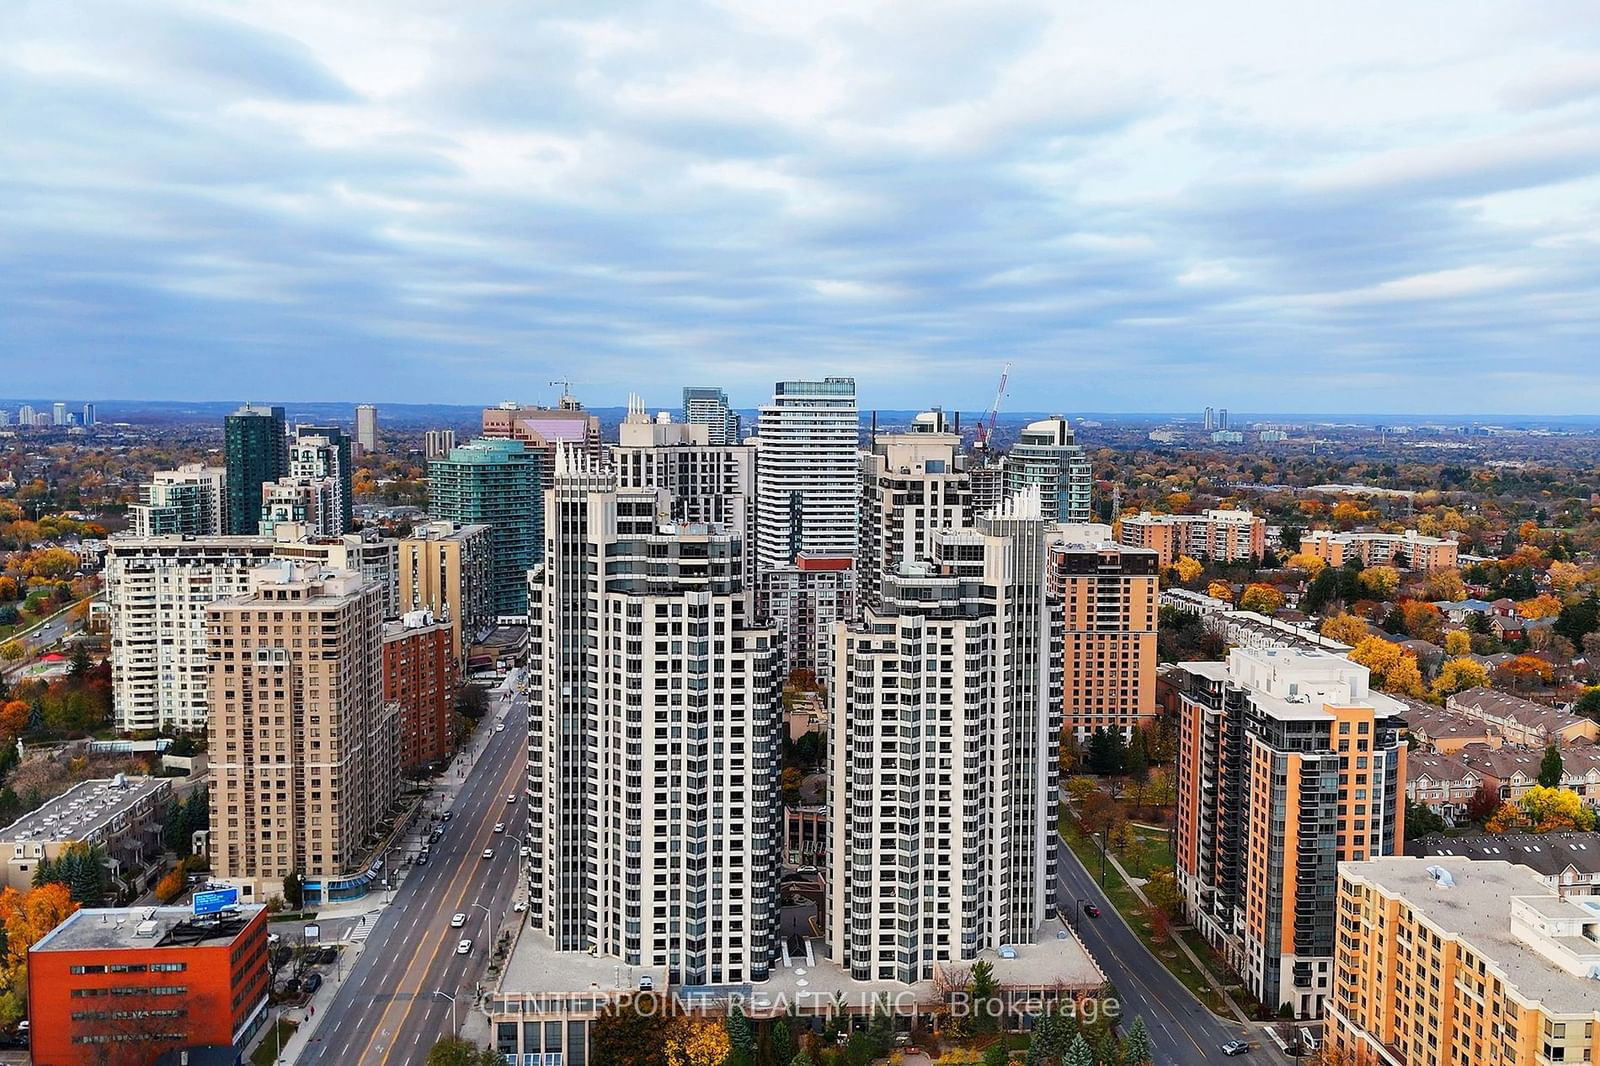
<box><xmin>426</xmin><ymin>1038</ymin><xmax>504</xmax><ymax>1066</ymax></box>
<box><xmin>1122</xmin><ymin>1018</ymin><xmax>1151</xmax><ymax>1066</ymax></box>
<box><xmin>727</xmin><ymin>1005</ymin><xmax>755</xmax><ymax>1066</ymax></box>
<box><xmin>282</xmin><ymin>870</ymin><xmax>304</xmax><ymax>910</ymax></box>
<box><xmin>866</xmin><ymin>998</ymin><xmax>894</xmax><ymax>1057</ymax></box>
<box><xmin>1086</xmin><ymin>728</ymin><xmax>1127</xmax><ymax>776</ymax></box>
<box><xmin>970</xmin><ymin>960</ymin><xmax>1001</xmax><ymax>1033</ymax></box>
<box><xmin>789</xmin><ymin>1053</ymin><xmax>815</xmax><ymax>1066</ymax></box>
<box><xmin>843</xmin><ymin>1032</ymin><xmax>874</xmax><ymax>1066</ymax></box>
<box><xmin>1062</xmin><ymin>1034</ymin><xmax>1094</xmax><ymax>1066</ymax></box>
<box><xmin>983</xmin><ymin>1041</ymin><xmax>1009</xmax><ymax>1066</ymax></box>
<box><xmin>1405</xmin><ymin>801</ymin><xmax>1446</xmax><ymax>840</ymax></box>
<box><xmin>769</xmin><ymin>1019</ymin><xmax>796</xmax><ymax>1066</ymax></box>
<box><xmin>1538</xmin><ymin>742</ymin><xmax>1565</xmax><ymax>788</ymax></box>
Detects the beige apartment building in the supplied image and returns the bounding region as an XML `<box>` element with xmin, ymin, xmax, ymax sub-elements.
<box><xmin>398</xmin><ymin>520</ymin><xmax>492</xmax><ymax>664</ymax></box>
<box><xmin>1301</xmin><ymin>528</ymin><xmax>1459</xmax><ymax>571</ymax></box>
<box><xmin>1330</xmin><ymin>858</ymin><xmax>1600</xmax><ymax>1066</ymax></box>
<box><xmin>1119</xmin><ymin>508</ymin><xmax>1265</xmax><ymax>566</ymax></box>
<box><xmin>206</xmin><ymin>564</ymin><xmax>397</xmax><ymax>903</ymax></box>
<box><xmin>1050</xmin><ymin>540</ymin><xmax>1159</xmax><ymax>741</ymax></box>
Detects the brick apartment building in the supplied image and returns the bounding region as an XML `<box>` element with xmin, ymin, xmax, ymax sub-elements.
<box><xmin>383</xmin><ymin>609</ymin><xmax>460</xmax><ymax>772</ymax></box>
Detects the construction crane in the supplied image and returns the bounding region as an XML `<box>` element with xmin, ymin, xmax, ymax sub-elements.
<box><xmin>973</xmin><ymin>362</ymin><xmax>1011</xmax><ymax>452</ymax></box>
<box><xmin>548</xmin><ymin>380</ymin><xmax>591</xmax><ymax>410</ymax></box>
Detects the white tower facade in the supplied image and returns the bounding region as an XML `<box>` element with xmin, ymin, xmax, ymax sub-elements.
<box><xmin>752</xmin><ymin>378</ymin><xmax>859</xmax><ymax>574</ymax></box>
<box><xmin>525</xmin><ymin>446</ymin><xmax>782</xmax><ymax>985</ymax></box>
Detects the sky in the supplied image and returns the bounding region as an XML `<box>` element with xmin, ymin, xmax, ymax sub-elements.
<box><xmin>5</xmin><ymin>1</ymin><xmax>1600</xmax><ymax>413</ymax></box>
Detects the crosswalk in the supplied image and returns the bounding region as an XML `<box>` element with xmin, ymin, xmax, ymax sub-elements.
<box><xmin>348</xmin><ymin>911</ymin><xmax>384</xmax><ymax>943</ymax></box>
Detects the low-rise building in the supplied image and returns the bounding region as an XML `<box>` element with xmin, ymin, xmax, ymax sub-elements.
<box><xmin>1330</xmin><ymin>859</ymin><xmax>1600</xmax><ymax>1066</ymax></box>
<box><xmin>1404</xmin><ymin>751</ymin><xmax>1486</xmax><ymax>821</ymax></box>
<box><xmin>27</xmin><ymin>904</ymin><xmax>269</xmax><ymax>1066</ymax></box>
<box><xmin>0</xmin><ymin>776</ymin><xmax>172</xmax><ymax>892</ymax></box>
<box><xmin>1301</xmin><ymin>528</ymin><xmax>1459</xmax><ymax>571</ymax></box>
<box><xmin>1408</xmin><ymin>833</ymin><xmax>1600</xmax><ymax>897</ymax></box>
<box><xmin>1452</xmin><ymin>742</ymin><xmax>1600</xmax><ymax>806</ymax></box>
<box><xmin>1119</xmin><ymin>508</ymin><xmax>1265</xmax><ymax>566</ymax></box>
<box><xmin>1397</xmin><ymin>698</ymin><xmax>1504</xmax><ymax>754</ymax></box>
<box><xmin>1445</xmin><ymin>687</ymin><xmax>1600</xmax><ymax>747</ymax></box>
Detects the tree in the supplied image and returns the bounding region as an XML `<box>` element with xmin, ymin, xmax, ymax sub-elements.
<box><xmin>1464</xmin><ymin>781</ymin><xmax>1501</xmax><ymax>824</ymax></box>
<box><xmin>781</xmin><ymin>767</ymin><xmax>803</xmax><ymax>806</ymax></box>
<box><xmin>426</xmin><ymin>1038</ymin><xmax>505</xmax><ymax>1066</ymax></box>
<box><xmin>1319</xmin><ymin>614</ymin><xmax>1368</xmax><ymax>646</ymax></box>
<box><xmin>1144</xmin><ymin>866</ymin><xmax>1181</xmax><ymax>917</ymax></box>
<box><xmin>1518</xmin><ymin>594</ymin><xmax>1563</xmax><ymax>620</ymax></box>
<box><xmin>593</xmin><ymin>997</ymin><xmax>676</xmax><ymax>1066</ymax></box>
<box><xmin>1405</xmin><ymin>800</ymin><xmax>1446</xmax><ymax>840</ymax></box>
<box><xmin>68</xmin><ymin>645</ymin><xmax>91</xmax><ymax>681</ymax></box>
<box><xmin>1487</xmin><ymin>786</ymin><xmax>1596</xmax><ymax>834</ymax></box>
<box><xmin>1496</xmin><ymin>655</ymin><xmax>1554</xmax><ymax>689</ymax></box>
<box><xmin>1357</xmin><ymin>566</ymin><xmax>1400</xmax><ymax>599</ymax></box>
<box><xmin>1443</xmin><ymin>630</ymin><xmax>1472</xmax><ymax>657</ymax></box>
<box><xmin>983</xmin><ymin>1041</ymin><xmax>1009</xmax><ymax>1066</ymax></box>
<box><xmin>1424</xmin><ymin>568</ymin><xmax>1466</xmax><ymax>603</ymax></box>
<box><xmin>1170</xmin><ymin>556</ymin><xmax>1203</xmax><ymax>585</ymax></box>
<box><xmin>1430</xmin><ymin>658</ymin><xmax>1489</xmax><ymax>701</ymax></box>
<box><xmin>1285</xmin><ymin>552</ymin><xmax>1327</xmax><ymax>577</ymax></box>
<box><xmin>769</xmin><ymin>1019</ymin><xmax>796</xmax><ymax>1066</ymax></box>
<box><xmin>0</xmin><ymin>701</ymin><xmax>28</xmax><ymax>743</ymax></box>
<box><xmin>155</xmin><ymin>867</ymin><xmax>186</xmax><ymax>903</ymax></box>
<box><xmin>665</xmin><ymin>1016</ymin><xmax>732</xmax><ymax>1066</ymax></box>
<box><xmin>1063</xmin><ymin>1034</ymin><xmax>1094</xmax><ymax>1066</ymax></box>
<box><xmin>1239</xmin><ymin>583</ymin><xmax>1284</xmax><ymax>614</ymax></box>
<box><xmin>283</xmin><ymin>871</ymin><xmax>304</xmax><ymax>910</ymax></box>
<box><xmin>1303</xmin><ymin>566</ymin><xmax>1340</xmax><ymax>614</ymax></box>
<box><xmin>1122</xmin><ymin>1018</ymin><xmax>1152</xmax><ymax>1066</ymax></box>
<box><xmin>1348</xmin><ymin>637</ymin><xmax>1425</xmax><ymax>698</ymax></box>
<box><xmin>969</xmin><ymin>959</ymin><xmax>1001</xmax><ymax>1033</ymax></box>
<box><xmin>1576</xmin><ymin>686</ymin><xmax>1600</xmax><ymax>723</ymax></box>
<box><xmin>1086</xmin><ymin>728</ymin><xmax>1127</xmax><ymax>776</ymax></box>
<box><xmin>455</xmin><ymin>684</ymin><xmax>490</xmax><ymax>720</ymax></box>
<box><xmin>1205</xmin><ymin>580</ymin><xmax>1233</xmax><ymax>603</ymax></box>
<box><xmin>0</xmin><ymin>642</ymin><xmax>22</xmax><ymax>663</ymax></box>
<box><xmin>1538</xmin><ymin>742</ymin><xmax>1565</xmax><ymax>788</ymax></box>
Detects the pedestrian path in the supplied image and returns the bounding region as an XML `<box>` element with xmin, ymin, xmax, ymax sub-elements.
<box><xmin>348</xmin><ymin>911</ymin><xmax>383</xmax><ymax>943</ymax></box>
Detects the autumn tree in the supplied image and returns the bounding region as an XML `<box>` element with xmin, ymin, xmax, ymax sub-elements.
<box><xmin>1464</xmin><ymin>781</ymin><xmax>1501</xmax><ymax>824</ymax></box>
<box><xmin>1430</xmin><ymin>658</ymin><xmax>1489</xmax><ymax>701</ymax></box>
<box><xmin>1239</xmin><ymin>583</ymin><xmax>1285</xmax><ymax>615</ymax></box>
<box><xmin>1349</xmin><ymin>637</ymin><xmax>1425</xmax><ymax>698</ymax></box>
<box><xmin>1169</xmin><ymin>556</ymin><xmax>1203</xmax><ymax>585</ymax></box>
<box><xmin>1423</xmin><ymin>568</ymin><xmax>1466</xmax><ymax>603</ymax></box>
<box><xmin>1487</xmin><ymin>786</ymin><xmax>1596</xmax><ymax>834</ymax></box>
<box><xmin>664</xmin><ymin>1015</ymin><xmax>732</xmax><ymax>1066</ymax></box>
<box><xmin>1206</xmin><ymin>580</ymin><xmax>1233</xmax><ymax>603</ymax></box>
<box><xmin>1285</xmin><ymin>552</ymin><xmax>1327</xmax><ymax>576</ymax></box>
<box><xmin>1443</xmin><ymin>630</ymin><xmax>1472</xmax><ymax>657</ymax></box>
<box><xmin>1495</xmin><ymin>655</ymin><xmax>1554</xmax><ymax>690</ymax></box>
<box><xmin>1518</xmin><ymin>594</ymin><xmax>1563</xmax><ymax>620</ymax></box>
<box><xmin>1319</xmin><ymin>614</ymin><xmax>1369</xmax><ymax>646</ymax></box>
<box><xmin>1357</xmin><ymin>566</ymin><xmax>1400</xmax><ymax>600</ymax></box>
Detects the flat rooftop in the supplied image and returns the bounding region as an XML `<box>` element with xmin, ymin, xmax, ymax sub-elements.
<box><xmin>32</xmin><ymin>904</ymin><xmax>265</xmax><ymax>953</ymax></box>
<box><xmin>1346</xmin><ymin>859</ymin><xmax>1600</xmax><ymax>1017</ymax></box>
<box><xmin>498</xmin><ymin>930</ymin><xmax>668</xmax><ymax>996</ymax></box>
<box><xmin>0</xmin><ymin>776</ymin><xmax>168</xmax><ymax>845</ymax></box>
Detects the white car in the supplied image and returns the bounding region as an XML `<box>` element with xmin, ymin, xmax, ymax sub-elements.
<box><xmin>450</xmin><ymin>913</ymin><xmax>466</xmax><ymax>928</ymax></box>
<box><xmin>481</xmin><ymin>848</ymin><xmax>495</xmax><ymax>860</ymax></box>
<box><xmin>456</xmin><ymin>939</ymin><xmax>473</xmax><ymax>955</ymax></box>
<box><xmin>505</xmin><ymin>794</ymin><xmax>517</xmax><ymax>804</ymax></box>
<box><xmin>493</xmin><ymin>822</ymin><xmax>505</xmax><ymax>833</ymax></box>
<box><xmin>495</xmin><ymin>723</ymin><xmax>506</xmax><ymax>733</ymax></box>
<box><xmin>513</xmin><ymin>900</ymin><xmax>527</xmax><ymax>913</ymax></box>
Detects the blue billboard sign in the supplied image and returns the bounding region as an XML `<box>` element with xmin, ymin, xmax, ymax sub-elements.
<box><xmin>193</xmin><ymin>886</ymin><xmax>239</xmax><ymax>916</ymax></box>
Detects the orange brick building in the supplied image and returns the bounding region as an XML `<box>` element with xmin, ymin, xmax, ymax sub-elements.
<box><xmin>1331</xmin><ymin>859</ymin><xmax>1600</xmax><ymax>1066</ymax></box>
<box><xmin>383</xmin><ymin>610</ymin><xmax>461</xmax><ymax>772</ymax></box>
<box><xmin>1049</xmin><ymin>541</ymin><xmax>1159</xmax><ymax>741</ymax></box>
<box><xmin>1175</xmin><ymin>649</ymin><xmax>1407</xmax><ymax>1018</ymax></box>
<box><xmin>1118</xmin><ymin>508</ymin><xmax>1265</xmax><ymax>567</ymax></box>
<box><xmin>28</xmin><ymin>904</ymin><xmax>269</xmax><ymax>1066</ymax></box>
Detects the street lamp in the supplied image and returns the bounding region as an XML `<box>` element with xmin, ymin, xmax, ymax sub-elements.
<box><xmin>434</xmin><ymin>989</ymin><xmax>459</xmax><ymax>1034</ymax></box>
<box><xmin>472</xmin><ymin>902</ymin><xmax>492</xmax><ymax>948</ymax></box>
<box><xmin>1073</xmin><ymin>897</ymin><xmax>1089</xmax><ymax>930</ymax></box>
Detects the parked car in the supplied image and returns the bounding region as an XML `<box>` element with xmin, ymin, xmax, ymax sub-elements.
<box><xmin>513</xmin><ymin>900</ymin><xmax>527</xmax><ymax>912</ymax></box>
<box><xmin>1220</xmin><ymin>1040</ymin><xmax>1250</xmax><ymax>1057</ymax></box>
<box><xmin>304</xmin><ymin>973</ymin><xmax>323</xmax><ymax>994</ymax></box>
<box><xmin>441</xmin><ymin>810</ymin><xmax>453</xmax><ymax>821</ymax></box>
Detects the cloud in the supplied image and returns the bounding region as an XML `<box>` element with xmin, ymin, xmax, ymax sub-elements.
<box><xmin>2</xmin><ymin>0</ymin><xmax>1600</xmax><ymax>413</ymax></box>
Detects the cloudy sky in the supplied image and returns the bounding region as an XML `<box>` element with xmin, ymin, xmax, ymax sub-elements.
<box><xmin>6</xmin><ymin>1</ymin><xmax>1600</xmax><ymax>413</ymax></box>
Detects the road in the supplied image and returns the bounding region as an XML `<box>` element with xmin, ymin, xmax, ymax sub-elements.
<box><xmin>1056</xmin><ymin>838</ymin><xmax>1283</xmax><ymax>1066</ymax></box>
<box><xmin>300</xmin><ymin>689</ymin><xmax>527</xmax><ymax>1065</ymax></box>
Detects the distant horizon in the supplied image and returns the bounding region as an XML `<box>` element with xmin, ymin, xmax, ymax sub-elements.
<box><xmin>7</xmin><ymin>396</ymin><xmax>1600</xmax><ymax>426</ymax></box>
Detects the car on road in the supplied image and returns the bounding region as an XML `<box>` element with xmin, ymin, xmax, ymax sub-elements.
<box><xmin>482</xmin><ymin>847</ymin><xmax>495</xmax><ymax>860</ymax></box>
<box><xmin>496</xmin><ymin>723</ymin><xmax>506</xmax><ymax>732</ymax></box>
<box><xmin>304</xmin><ymin>973</ymin><xmax>323</xmax><ymax>994</ymax></box>
<box><xmin>1220</xmin><ymin>1040</ymin><xmax>1250</xmax><ymax>1057</ymax></box>
<box><xmin>1083</xmin><ymin>904</ymin><xmax>1101</xmax><ymax>918</ymax></box>
<box><xmin>456</xmin><ymin>939</ymin><xmax>473</xmax><ymax>955</ymax></box>
<box><xmin>493</xmin><ymin>822</ymin><xmax>505</xmax><ymax>833</ymax></box>
<box><xmin>451</xmin><ymin>913</ymin><xmax>467</xmax><ymax>927</ymax></box>
<box><xmin>506</xmin><ymin>793</ymin><xmax>517</xmax><ymax>803</ymax></box>
<box><xmin>430</xmin><ymin>828</ymin><xmax>443</xmax><ymax>842</ymax></box>
<box><xmin>441</xmin><ymin>810</ymin><xmax>453</xmax><ymax>821</ymax></box>
<box><xmin>416</xmin><ymin>852</ymin><xmax>428</xmax><ymax>866</ymax></box>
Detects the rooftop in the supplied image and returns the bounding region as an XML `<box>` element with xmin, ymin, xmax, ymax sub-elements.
<box><xmin>1408</xmin><ymin>833</ymin><xmax>1600</xmax><ymax>877</ymax></box>
<box><xmin>0</xmin><ymin>776</ymin><xmax>168</xmax><ymax>845</ymax></box>
<box><xmin>1449</xmin><ymin>687</ymin><xmax>1594</xmax><ymax>737</ymax></box>
<box><xmin>32</xmin><ymin>904</ymin><xmax>265</xmax><ymax>953</ymax></box>
<box><xmin>498</xmin><ymin>930</ymin><xmax>668</xmax><ymax>996</ymax></box>
<box><xmin>1344</xmin><ymin>858</ymin><xmax>1600</xmax><ymax>1016</ymax></box>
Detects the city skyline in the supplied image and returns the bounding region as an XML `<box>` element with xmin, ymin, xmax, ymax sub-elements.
<box><xmin>7</xmin><ymin>3</ymin><xmax>1600</xmax><ymax>412</ymax></box>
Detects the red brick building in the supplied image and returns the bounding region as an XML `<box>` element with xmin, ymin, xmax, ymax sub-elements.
<box><xmin>383</xmin><ymin>610</ymin><xmax>460</xmax><ymax>772</ymax></box>
<box><xmin>28</xmin><ymin>903</ymin><xmax>269</xmax><ymax>1066</ymax></box>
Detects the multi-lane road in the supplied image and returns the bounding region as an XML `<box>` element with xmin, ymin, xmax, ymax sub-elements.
<box><xmin>300</xmin><ymin>689</ymin><xmax>527</xmax><ymax>1065</ymax></box>
<box><xmin>1056</xmin><ymin>838</ymin><xmax>1284</xmax><ymax>1066</ymax></box>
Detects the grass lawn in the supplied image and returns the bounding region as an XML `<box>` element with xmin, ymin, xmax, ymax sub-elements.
<box><xmin>1060</xmin><ymin>811</ymin><xmax>1231</xmax><ymax>1018</ymax></box>
<box><xmin>1117</xmin><ymin>826</ymin><xmax>1175</xmax><ymax>881</ymax></box>
<box><xmin>251</xmin><ymin>1019</ymin><xmax>298</xmax><ymax>1066</ymax></box>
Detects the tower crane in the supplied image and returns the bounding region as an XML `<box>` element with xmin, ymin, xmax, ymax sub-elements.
<box><xmin>974</xmin><ymin>362</ymin><xmax>1011</xmax><ymax>452</ymax></box>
